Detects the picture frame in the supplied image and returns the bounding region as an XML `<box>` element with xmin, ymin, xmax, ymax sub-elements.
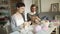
<box><xmin>51</xmin><ymin>3</ymin><xmax>59</xmax><ymax>12</ymax></box>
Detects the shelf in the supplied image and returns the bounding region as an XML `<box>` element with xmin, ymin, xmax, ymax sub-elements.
<box><xmin>0</xmin><ymin>0</ymin><xmax>10</xmax><ymax>5</ymax></box>
<box><xmin>0</xmin><ymin>5</ymin><xmax>10</xmax><ymax>7</ymax></box>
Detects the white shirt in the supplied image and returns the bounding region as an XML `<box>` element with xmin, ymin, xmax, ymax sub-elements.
<box><xmin>12</xmin><ymin>12</ymin><xmax>24</xmax><ymax>26</ymax></box>
<box><xmin>11</xmin><ymin>12</ymin><xmax>24</xmax><ymax>31</ymax></box>
<box><xmin>29</xmin><ymin>12</ymin><xmax>36</xmax><ymax>15</ymax></box>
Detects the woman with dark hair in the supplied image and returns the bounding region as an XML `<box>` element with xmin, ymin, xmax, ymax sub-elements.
<box><xmin>27</xmin><ymin>4</ymin><xmax>42</xmax><ymax>34</ymax></box>
<box><xmin>27</xmin><ymin>4</ymin><xmax>39</xmax><ymax>21</ymax></box>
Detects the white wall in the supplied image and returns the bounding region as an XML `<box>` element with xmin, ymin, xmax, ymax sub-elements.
<box><xmin>41</xmin><ymin>0</ymin><xmax>60</xmax><ymax>12</ymax></box>
<box><xmin>24</xmin><ymin>0</ymin><xmax>32</xmax><ymax>21</ymax></box>
<box><xmin>59</xmin><ymin>1</ymin><xmax>60</xmax><ymax>11</ymax></box>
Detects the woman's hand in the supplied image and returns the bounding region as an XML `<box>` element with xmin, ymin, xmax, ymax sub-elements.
<box><xmin>23</xmin><ymin>21</ymin><xmax>31</xmax><ymax>28</ymax></box>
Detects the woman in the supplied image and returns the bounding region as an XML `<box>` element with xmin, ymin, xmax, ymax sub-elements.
<box><xmin>27</xmin><ymin>4</ymin><xmax>39</xmax><ymax>21</ymax></box>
